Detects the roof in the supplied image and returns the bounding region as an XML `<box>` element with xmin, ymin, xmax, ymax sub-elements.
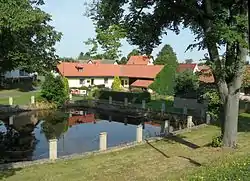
<box><xmin>177</xmin><ymin>63</ymin><xmax>197</xmax><ymax>72</ymax></box>
<box><xmin>127</xmin><ymin>56</ymin><xmax>150</xmax><ymax>65</ymax></box>
<box><xmin>198</xmin><ymin>65</ymin><xmax>215</xmax><ymax>83</ymax></box>
<box><xmin>79</xmin><ymin>59</ymin><xmax>117</xmax><ymax>64</ymax></box>
<box><xmin>57</xmin><ymin>62</ymin><xmax>164</xmax><ymax>79</ymax></box>
<box><xmin>68</xmin><ymin>114</ymin><xmax>96</xmax><ymax>126</ymax></box>
<box><xmin>130</xmin><ymin>80</ymin><xmax>154</xmax><ymax>88</ymax></box>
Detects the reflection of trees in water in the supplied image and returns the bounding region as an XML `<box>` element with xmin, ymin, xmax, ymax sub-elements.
<box><xmin>0</xmin><ymin>123</ymin><xmax>37</xmax><ymax>163</ymax></box>
<box><xmin>41</xmin><ymin>112</ymin><xmax>69</xmax><ymax>140</ymax></box>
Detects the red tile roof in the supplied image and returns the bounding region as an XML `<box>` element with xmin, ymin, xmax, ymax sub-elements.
<box><xmin>57</xmin><ymin>62</ymin><xmax>164</xmax><ymax>79</ymax></box>
<box><xmin>127</xmin><ymin>56</ymin><xmax>150</xmax><ymax>65</ymax></box>
<box><xmin>130</xmin><ymin>80</ymin><xmax>154</xmax><ymax>88</ymax></box>
<box><xmin>68</xmin><ymin>114</ymin><xmax>96</xmax><ymax>126</ymax></box>
<box><xmin>177</xmin><ymin>63</ymin><xmax>197</xmax><ymax>72</ymax></box>
<box><xmin>198</xmin><ymin>65</ymin><xmax>215</xmax><ymax>83</ymax></box>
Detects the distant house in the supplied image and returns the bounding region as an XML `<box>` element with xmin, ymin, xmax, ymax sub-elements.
<box><xmin>177</xmin><ymin>63</ymin><xmax>200</xmax><ymax>73</ymax></box>
<box><xmin>127</xmin><ymin>55</ymin><xmax>153</xmax><ymax>65</ymax></box>
<box><xmin>79</xmin><ymin>59</ymin><xmax>118</xmax><ymax>65</ymax></box>
<box><xmin>57</xmin><ymin>62</ymin><xmax>163</xmax><ymax>90</ymax></box>
<box><xmin>2</xmin><ymin>69</ymin><xmax>36</xmax><ymax>79</ymax></box>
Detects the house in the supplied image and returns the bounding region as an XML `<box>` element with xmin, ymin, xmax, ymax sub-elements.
<box><xmin>57</xmin><ymin>62</ymin><xmax>163</xmax><ymax>90</ymax></box>
<box><xmin>177</xmin><ymin>63</ymin><xmax>200</xmax><ymax>73</ymax></box>
<box><xmin>127</xmin><ymin>55</ymin><xmax>153</xmax><ymax>65</ymax></box>
<box><xmin>79</xmin><ymin>59</ymin><xmax>118</xmax><ymax>65</ymax></box>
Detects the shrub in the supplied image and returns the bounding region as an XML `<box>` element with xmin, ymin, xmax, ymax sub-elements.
<box><xmin>97</xmin><ymin>90</ymin><xmax>151</xmax><ymax>103</ymax></box>
<box><xmin>130</xmin><ymin>87</ymin><xmax>144</xmax><ymax>93</ymax></box>
<box><xmin>174</xmin><ymin>70</ymin><xmax>199</xmax><ymax>98</ymax></box>
<box><xmin>112</xmin><ymin>76</ymin><xmax>122</xmax><ymax>91</ymax></box>
<box><xmin>40</xmin><ymin>73</ymin><xmax>69</xmax><ymax>106</ymax></box>
<box><xmin>211</xmin><ymin>135</ymin><xmax>223</xmax><ymax>147</ymax></box>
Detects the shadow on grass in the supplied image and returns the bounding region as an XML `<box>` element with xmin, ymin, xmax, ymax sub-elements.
<box><xmin>163</xmin><ymin>134</ymin><xmax>200</xmax><ymax>149</ymax></box>
<box><xmin>0</xmin><ymin>167</ymin><xmax>22</xmax><ymax>180</ymax></box>
<box><xmin>145</xmin><ymin>139</ymin><xmax>202</xmax><ymax>167</ymax></box>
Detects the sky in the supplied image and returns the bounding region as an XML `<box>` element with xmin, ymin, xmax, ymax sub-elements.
<box><xmin>41</xmin><ymin>0</ymin><xmax>208</xmax><ymax>63</ymax></box>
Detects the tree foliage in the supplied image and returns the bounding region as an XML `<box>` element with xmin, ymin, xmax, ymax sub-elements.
<box><xmin>87</xmin><ymin>0</ymin><xmax>249</xmax><ymax>147</ymax></box>
<box><xmin>0</xmin><ymin>0</ymin><xmax>62</xmax><ymax>73</ymax></box>
<box><xmin>150</xmin><ymin>63</ymin><xmax>177</xmax><ymax>96</ymax></box>
<box><xmin>185</xmin><ymin>59</ymin><xmax>194</xmax><ymax>64</ymax></box>
<box><xmin>112</xmin><ymin>76</ymin><xmax>122</xmax><ymax>91</ymax></box>
<box><xmin>174</xmin><ymin>70</ymin><xmax>199</xmax><ymax>98</ymax></box>
<box><xmin>154</xmin><ymin>44</ymin><xmax>177</xmax><ymax>65</ymax></box>
<box><xmin>40</xmin><ymin>74</ymin><xmax>69</xmax><ymax>106</ymax></box>
<box><xmin>118</xmin><ymin>57</ymin><xmax>127</xmax><ymax>65</ymax></box>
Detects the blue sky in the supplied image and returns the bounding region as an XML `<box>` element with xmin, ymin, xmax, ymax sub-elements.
<box><xmin>41</xmin><ymin>0</ymin><xmax>208</xmax><ymax>62</ymax></box>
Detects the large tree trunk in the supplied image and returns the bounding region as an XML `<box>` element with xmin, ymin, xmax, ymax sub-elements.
<box><xmin>222</xmin><ymin>91</ymin><xmax>240</xmax><ymax>147</ymax></box>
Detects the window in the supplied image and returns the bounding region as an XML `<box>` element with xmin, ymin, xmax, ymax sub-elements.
<box><xmin>87</xmin><ymin>79</ymin><xmax>90</xmax><ymax>83</ymax></box>
<box><xmin>124</xmin><ymin>80</ymin><xmax>128</xmax><ymax>85</ymax></box>
<box><xmin>121</xmin><ymin>80</ymin><xmax>125</xmax><ymax>86</ymax></box>
<box><xmin>79</xmin><ymin>79</ymin><xmax>85</xmax><ymax>85</ymax></box>
<box><xmin>78</xmin><ymin>68</ymin><xmax>83</xmax><ymax>72</ymax></box>
<box><xmin>104</xmin><ymin>78</ymin><xmax>108</xmax><ymax>84</ymax></box>
<box><xmin>91</xmin><ymin>79</ymin><xmax>94</xmax><ymax>85</ymax></box>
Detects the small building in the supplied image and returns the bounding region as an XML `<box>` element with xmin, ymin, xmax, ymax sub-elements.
<box><xmin>126</xmin><ymin>55</ymin><xmax>153</xmax><ymax>65</ymax></box>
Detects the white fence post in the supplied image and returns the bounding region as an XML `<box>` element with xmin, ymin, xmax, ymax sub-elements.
<box><xmin>31</xmin><ymin>96</ymin><xmax>35</xmax><ymax>105</ymax></box>
<box><xmin>109</xmin><ymin>96</ymin><xmax>112</xmax><ymax>104</ymax></box>
<box><xmin>9</xmin><ymin>116</ymin><xmax>14</xmax><ymax>125</ymax></box>
<box><xmin>142</xmin><ymin>100</ymin><xmax>146</xmax><ymax>109</ymax></box>
<box><xmin>136</xmin><ymin>124</ymin><xmax>143</xmax><ymax>143</ymax></box>
<box><xmin>124</xmin><ymin>98</ymin><xmax>128</xmax><ymax>107</ymax></box>
<box><xmin>9</xmin><ymin>97</ymin><xmax>13</xmax><ymax>106</ymax></box>
<box><xmin>160</xmin><ymin>120</ymin><xmax>169</xmax><ymax>136</ymax></box>
<box><xmin>187</xmin><ymin>116</ymin><xmax>193</xmax><ymax>128</ymax></box>
<box><xmin>206</xmin><ymin>112</ymin><xmax>211</xmax><ymax>124</ymax></box>
<box><xmin>99</xmin><ymin>132</ymin><xmax>107</xmax><ymax>151</ymax></box>
<box><xmin>49</xmin><ymin>139</ymin><xmax>58</xmax><ymax>160</ymax></box>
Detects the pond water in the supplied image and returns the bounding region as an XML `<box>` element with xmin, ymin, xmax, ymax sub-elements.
<box><xmin>0</xmin><ymin>109</ymin><xmax>162</xmax><ymax>163</ymax></box>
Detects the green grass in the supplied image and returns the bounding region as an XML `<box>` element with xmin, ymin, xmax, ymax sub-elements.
<box><xmin>1</xmin><ymin>113</ymin><xmax>250</xmax><ymax>181</ymax></box>
<box><xmin>0</xmin><ymin>90</ymin><xmax>40</xmax><ymax>105</ymax></box>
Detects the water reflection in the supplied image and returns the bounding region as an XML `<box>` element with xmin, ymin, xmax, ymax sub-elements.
<box><xmin>0</xmin><ymin>109</ymin><xmax>161</xmax><ymax>163</ymax></box>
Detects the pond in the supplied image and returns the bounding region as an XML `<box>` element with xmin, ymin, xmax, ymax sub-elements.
<box><xmin>0</xmin><ymin>109</ymin><xmax>163</xmax><ymax>163</ymax></box>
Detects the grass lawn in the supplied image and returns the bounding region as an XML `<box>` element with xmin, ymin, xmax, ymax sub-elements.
<box><xmin>1</xmin><ymin>113</ymin><xmax>250</xmax><ymax>181</ymax></box>
<box><xmin>0</xmin><ymin>90</ymin><xmax>40</xmax><ymax>106</ymax></box>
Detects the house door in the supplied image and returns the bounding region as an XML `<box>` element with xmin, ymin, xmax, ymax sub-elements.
<box><xmin>91</xmin><ymin>79</ymin><xmax>94</xmax><ymax>85</ymax></box>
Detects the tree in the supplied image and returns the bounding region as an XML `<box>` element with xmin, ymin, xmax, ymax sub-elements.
<box><xmin>127</xmin><ymin>49</ymin><xmax>141</xmax><ymax>60</ymax></box>
<box><xmin>118</xmin><ymin>57</ymin><xmax>127</xmax><ymax>65</ymax></box>
<box><xmin>87</xmin><ymin>0</ymin><xmax>249</xmax><ymax>147</ymax></box>
<box><xmin>154</xmin><ymin>44</ymin><xmax>177</xmax><ymax>65</ymax></box>
<box><xmin>40</xmin><ymin>73</ymin><xmax>69</xmax><ymax>106</ymax></box>
<box><xmin>112</xmin><ymin>76</ymin><xmax>122</xmax><ymax>91</ymax></box>
<box><xmin>0</xmin><ymin>0</ymin><xmax>62</xmax><ymax>74</ymax></box>
<box><xmin>185</xmin><ymin>59</ymin><xmax>194</xmax><ymax>64</ymax></box>
<box><xmin>150</xmin><ymin>63</ymin><xmax>177</xmax><ymax>95</ymax></box>
<box><xmin>174</xmin><ymin>70</ymin><xmax>199</xmax><ymax>98</ymax></box>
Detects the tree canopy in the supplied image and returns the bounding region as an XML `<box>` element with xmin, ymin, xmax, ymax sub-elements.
<box><xmin>154</xmin><ymin>44</ymin><xmax>177</xmax><ymax>65</ymax></box>
<box><xmin>185</xmin><ymin>59</ymin><xmax>194</xmax><ymax>64</ymax></box>
<box><xmin>87</xmin><ymin>0</ymin><xmax>249</xmax><ymax>147</ymax></box>
<box><xmin>0</xmin><ymin>0</ymin><xmax>62</xmax><ymax>73</ymax></box>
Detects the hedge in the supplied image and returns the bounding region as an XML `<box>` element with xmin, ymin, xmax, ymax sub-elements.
<box><xmin>97</xmin><ymin>90</ymin><xmax>151</xmax><ymax>103</ymax></box>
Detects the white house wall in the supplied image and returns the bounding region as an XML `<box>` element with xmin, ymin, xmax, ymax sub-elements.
<box><xmin>67</xmin><ymin>77</ymin><xmax>129</xmax><ymax>89</ymax></box>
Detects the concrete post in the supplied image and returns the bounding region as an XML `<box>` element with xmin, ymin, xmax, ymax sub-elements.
<box><xmin>109</xmin><ymin>115</ymin><xmax>112</xmax><ymax>122</ymax></box>
<box><xmin>161</xmin><ymin>102</ymin><xmax>166</xmax><ymax>113</ymax></box>
<box><xmin>99</xmin><ymin>132</ymin><xmax>107</xmax><ymax>151</ymax></box>
<box><xmin>9</xmin><ymin>97</ymin><xmax>13</xmax><ymax>106</ymax></box>
<box><xmin>136</xmin><ymin>124</ymin><xmax>143</xmax><ymax>143</ymax></box>
<box><xmin>9</xmin><ymin>116</ymin><xmax>14</xmax><ymax>125</ymax></box>
<box><xmin>80</xmin><ymin>111</ymin><xmax>84</xmax><ymax>115</ymax></box>
<box><xmin>187</xmin><ymin>116</ymin><xmax>193</xmax><ymax>128</ymax></box>
<box><xmin>49</xmin><ymin>139</ymin><xmax>57</xmax><ymax>160</ymax></box>
<box><xmin>124</xmin><ymin>98</ymin><xmax>128</xmax><ymax>107</ymax></box>
<box><xmin>31</xmin><ymin>96</ymin><xmax>35</xmax><ymax>105</ymax></box>
<box><xmin>183</xmin><ymin>107</ymin><xmax>188</xmax><ymax>115</ymax></box>
<box><xmin>69</xmin><ymin>93</ymin><xmax>72</xmax><ymax>101</ymax></box>
<box><xmin>109</xmin><ymin>96</ymin><xmax>112</xmax><ymax>104</ymax></box>
<box><xmin>124</xmin><ymin>117</ymin><xmax>128</xmax><ymax>125</ymax></box>
<box><xmin>206</xmin><ymin>112</ymin><xmax>211</xmax><ymax>124</ymax></box>
<box><xmin>142</xmin><ymin>100</ymin><xmax>146</xmax><ymax>109</ymax></box>
<box><xmin>160</xmin><ymin>120</ymin><xmax>169</xmax><ymax>135</ymax></box>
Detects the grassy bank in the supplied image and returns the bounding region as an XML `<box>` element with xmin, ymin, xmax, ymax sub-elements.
<box><xmin>1</xmin><ymin>113</ymin><xmax>250</xmax><ymax>181</ymax></box>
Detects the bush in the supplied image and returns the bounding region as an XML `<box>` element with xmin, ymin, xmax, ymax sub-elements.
<box><xmin>112</xmin><ymin>76</ymin><xmax>122</xmax><ymax>91</ymax></box>
<box><xmin>211</xmin><ymin>135</ymin><xmax>222</xmax><ymax>147</ymax></box>
<box><xmin>174</xmin><ymin>70</ymin><xmax>199</xmax><ymax>98</ymax></box>
<box><xmin>130</xmin><ymin>87</ymin><xmax>144</xmax><ymax>93</ymax></box>
<box><xmin>40</xmin><ymin>73</ymin><xmax>69</xmax><ymax>107</ymax></box>
<box><xmin>97</xmin><ymin>90</ymin><xmax>151</xmax><ymax>103</ymax></box>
